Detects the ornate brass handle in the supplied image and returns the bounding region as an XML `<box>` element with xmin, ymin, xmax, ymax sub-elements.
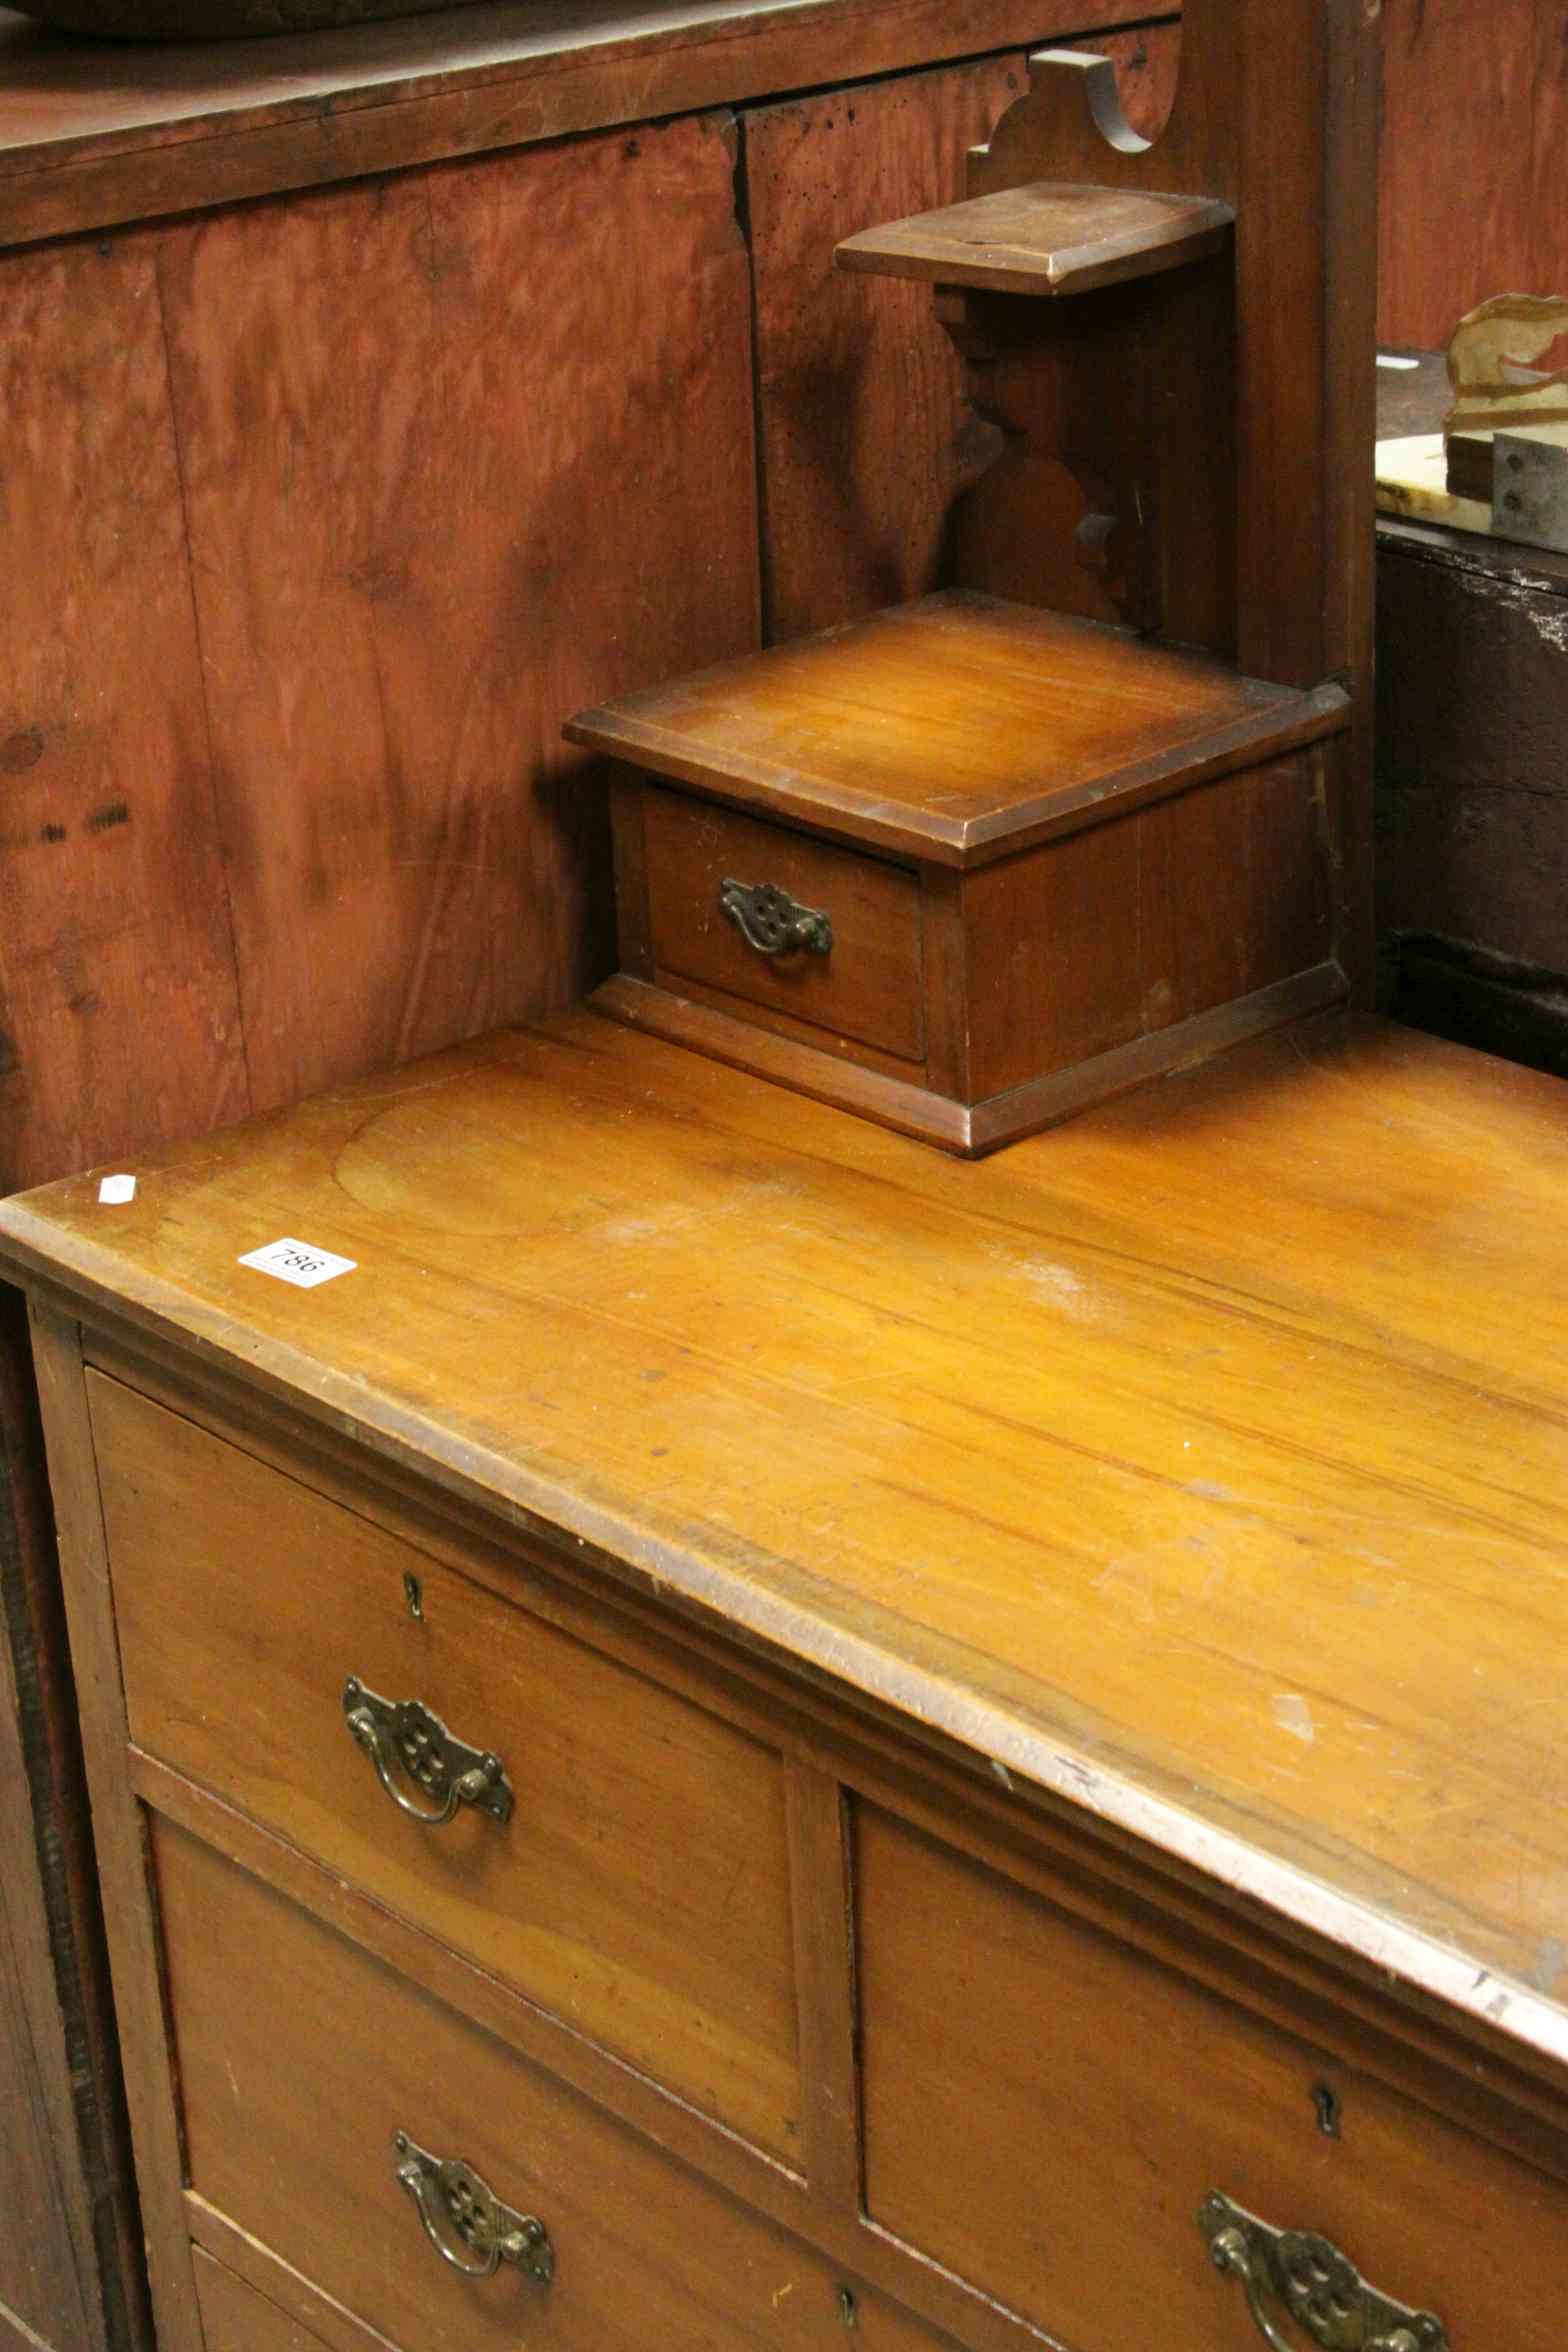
<box><xmin>719</xmin><ymin>876</ymin><xmax>834</xmax><ymax>958</ymax></box>
<box><xmin>393</xmin><ymin>2132</ymin><xmax>553</xmax><ymax>2284</ymax></box>
<box><xmin>342</xmin><ymin>1677</ymin><xmax>514</xmax><ymax>1828</ymax></box>
<box><xmin>1199</xmin><ymin>2193</ymin><xmax>1448</xmax><ymax>2352</ymax></box>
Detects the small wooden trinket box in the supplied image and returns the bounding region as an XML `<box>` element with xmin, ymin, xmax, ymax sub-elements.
<box><xmin>567</xmin><ymin>41</ymin><xmax>1369</xmax><ymax>1156</ymax></box>
<box><xmin>566</xmin><ymin>594</ymin><xmax>1346</xmax><ymax>1156</ymax></box>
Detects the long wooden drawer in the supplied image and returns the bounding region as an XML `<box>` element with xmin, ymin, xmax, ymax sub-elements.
<box><xmin>160</xmin><ymin>1825</ymin><xmax>939</xmax><ymax>2352</ymax></box>
<box><xmin>855</xmin><ymin>1802</ymin><xmax>1568</xmax><ymax>2352</ymax></box>
<box><xmin>89</xmin><ymin>1373</ymin><xmax>801</xmax><ymax>2160</ymax></box>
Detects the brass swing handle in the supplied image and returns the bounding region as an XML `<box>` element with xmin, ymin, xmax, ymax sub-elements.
<box><xmin>342</xmin><ymin>1677</ymin><xmax>514</xmax><ymax>1828</ymax></box>
<box><xmin>719</xmin><ymin>876</ymin><xmax>834</xmax><ymax>958</ymax></box>
<box><xmin>1199</xmin><ymin>2194</ymin><xmax>1448</xmax><ymax>2352</ymax></box>
<box><xmin>393</xmin><ymin>2132</ymin><xmax>553</xmax><ymax>2284</ymax></box>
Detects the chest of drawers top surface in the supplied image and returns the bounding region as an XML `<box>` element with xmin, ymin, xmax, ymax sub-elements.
<box><xmin>4</xmin><ymin>1004</ymin><xmax>1568</xmax><ymax>2076</ymax></box>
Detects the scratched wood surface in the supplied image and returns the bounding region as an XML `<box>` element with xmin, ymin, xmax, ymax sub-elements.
<box><xmin>0</xmin><ymin>234</ymin><xmax>249</xmax><ymax>1194</ymax></box>
<box><xmin>744</xmin><ymin>22</ymin><xmax>1180</xmax><ymax>642</ymax></box>
<box><xmin>6</xmin><ymin>1007</ymin><xmax>1568</xmax><ymax>2072</ymax></box>
<box><xmin>155</xmin><ymin>115</ymin><xmax>756</xmax><ymax>1112</ymax></box>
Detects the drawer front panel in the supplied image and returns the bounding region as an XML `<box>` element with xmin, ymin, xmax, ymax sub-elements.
<box><xmin>92</xmin><ymin>1374</ymin><xmax>800</xmax><ymax>2160</ymax></box>
<box><xmin>856</xmin><ymin>1803</ymin><xmax>1568</xmax><ymax>2352</ymax></box>
<box><xmin>643</xmin><ymin>785</ymin><xmax>925</xmax><ymax>1061</ymax></box>
<box><xmin>162</xmin><ymin>1826</ymin><xmax>939</xmax><ymax>2352</ymax></box>
<box><xmin>192</xmin><ymin>2252</ymin><xmax>332</xmax><ymax>2352</ymax></box>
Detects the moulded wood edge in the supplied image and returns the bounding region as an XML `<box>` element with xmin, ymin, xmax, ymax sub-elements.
<box><xmin>964</xmin><ymin>960</ymin><xmax>1351</xmax><ymax>1151</ymax></box>
<box><xmin>566</xmin><ymin>679</ymin><xmax>1352</xmax><ymax>870</ymax></box>
<box><xmin>833</xmin><ymin>184</ymin><xmax>1234</xmax><ymax>299</ymax></box>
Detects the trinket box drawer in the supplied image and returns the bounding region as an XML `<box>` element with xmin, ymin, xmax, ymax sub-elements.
<box><xmin>161</xmin><ymin>1826</ymin><xmax>940</xmax><ymax>2352</ymax></box>
<box><xmin>637</xmin><ymin>781</ymin><xmax>927</xmax><ymax>1065</ymax></box>
<box><xmin>854</xmin><ymin>1802</ymin><xmax>1568</xmax><ymax>2352</ymax></box>
<box><xmin>88</xmin><ymin>1370</ymin><xmax>802</xmax><ymax>2160</ymax></box>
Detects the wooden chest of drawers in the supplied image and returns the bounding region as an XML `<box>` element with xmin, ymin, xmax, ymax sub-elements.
<box><xmin>6</xmin><ymin>1012</ymin><xmax>1568</xmax><ymax>2352</ymax></box>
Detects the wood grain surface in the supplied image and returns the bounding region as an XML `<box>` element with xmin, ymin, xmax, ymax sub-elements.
<box><xmin>568</xmin><ymin>592</ymin><xmax>1342</xmax><ymax>868</ymax></box>
<box><xmin>0</xmin><ymin>235</ymin><xmax>248</xmax><ymax>1193</ymax></box>
<box><xmin>191</xmin><ymin>2253</ymin><xmax>330</xmax><ymax>2352</ymax></box>
<box><xmin>6</xmin><ymin>1008</ymin><xmax>1568</xmax><ymax>2073</ymax></box>
<box><xmin>91</xmin><ymin>1371</ymin><xmax>803</xmax><ymax>2160</ymax></box>
<box><xmin>158</xmin><ymin>1823</ymin><xmax>942</xmax><ymax>2352</ymax></box>
<box><xmin>744</xmin><ymin>23</ymin><xmax>1180</xmax><ymax>642</ymax></box>
<box><xmin>156</xmin><ymin>116</ymin><xmax>756</xmax><ymax>1113</ymax></box>
<box><xmin>836</xmin><ymin>181</ymin><xmax>1232</xmax><ymax>299</ymax></box>
<box><xmin>857</xmin><ymin>1802</ymin><xmax>1568</xmax><ymax>2351</ymax></box>
<box><xmin>1379</xmin><ymin>0</ymin><xmax>1543</xmax><ymax>352</ymax></box>
<box><xmin>0</xmin><ymin>0</ymin><xmax>1163</xmax><ymax>251</ymax></box>
<box><xmin>0</xmin><ymin>1295</ymin><xmax>143</xmax><ymax>2352</ymax></box>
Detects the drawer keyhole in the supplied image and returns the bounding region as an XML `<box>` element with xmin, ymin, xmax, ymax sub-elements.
<box><xmin>837</xmin><ymin>2287</ymin><xmax>858</xmax><ymax>2330</ymax></box>
<box><xmin>1312</xmin><ymin>2081</ymin><xmax>1342</xmax><ymax>2138</ymax></box>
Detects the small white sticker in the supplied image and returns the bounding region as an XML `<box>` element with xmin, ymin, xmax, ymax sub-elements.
<box><xmin>1377</xmin><ymin>352</ymin><xmax>1420</xmax><ymax>371</ymax></box>
<box><xmin>98</xmin><ymin>1174</ymin><xmax>137</xmax><ymax>1205</ymax></box>
<box><xmin>238</xmin><ymin>1237</ymin><xmax>357</xmax><ymax>1290</ymax></box>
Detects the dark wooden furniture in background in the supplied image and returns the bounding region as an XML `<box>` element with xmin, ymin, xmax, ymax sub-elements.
<box><xmin>1375</xmin><ymin>353</ymin><xmax>1568</xmax><ymax>1076</ymax></box>
<box><xmin>5</xmin><ymin>1006</ymin><xmax>1568</xmax><ymax>2352</ymax></box>
<box><xmin>576</xmin><ymin>4</ymin><xmax>1375</xmax><ymax>1148</ymax></box>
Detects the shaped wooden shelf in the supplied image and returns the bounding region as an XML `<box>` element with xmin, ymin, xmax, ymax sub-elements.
<box><xmin>835</xmin><ymin>181</ymin><xmax>1235</xmax><ymax>298</ymax></box>
<box><xmin>568</xmin><ymin>593</ymin><xmax>1350</xmax><ymax>1155</ymax></box>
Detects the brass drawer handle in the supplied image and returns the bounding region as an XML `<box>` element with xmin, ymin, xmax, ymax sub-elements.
<box><xmin>719</xmin><ymin>876</ymin><xmax>834</xmax><ymax>958</ymax></box>
<box><xmin>393</xmin><ymin>2132</ymin><xmax>553</xmax><ymax>2284</ymax></box>
<box><xmin>342</xmin><ymin>1677</ymin><xmax>514</xmax><ymax>1828</ymax></box>
<box><xmin>1199</xmin><ymin>2193</ymin><xmax>1448</xmax><ymax>2352</ymax></box>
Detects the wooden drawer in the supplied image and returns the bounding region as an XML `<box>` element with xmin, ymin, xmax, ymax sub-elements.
<box><xmin>642</xmin><ymin>783</ymin><xmax>926</xmax><ymax>1062</ymax></box>
<box><xmin>161</xmin><ymin>1825</ymin><xmax>939</xmax><ymax>2352</ymax></box>
<box><xmin>192</xmin><ymin>2252</ymin><xmax>332</xmax><ymax>2352</ymax></box>
<box><xmin>90</xmin><ymin>1373</ymin><xmax>801</xmax><ymax>2161</ymax></box>
<box><xmin>855</xmin><ymin>1803</ymin><xmax>1568</xmax><ymax>2352</ymax></box>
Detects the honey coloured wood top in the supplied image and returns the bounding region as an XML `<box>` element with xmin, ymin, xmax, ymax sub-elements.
<box><xmin>834</xmin><ymin>181</ymin><xmax>1234</xmax><ymax>299</ymax></box>
<box><xmin>566</xmin><ymin>593</ymin><xmax>1349</xmax><ymax>867</ymax></box>
<box><xmin>7</xmin><ymin>1011</ymin><xmax>1568</xmax><ymax>2076</ymax></box>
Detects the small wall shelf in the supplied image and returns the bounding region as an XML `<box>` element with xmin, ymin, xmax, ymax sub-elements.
<box><xmin>834</xmin><ymin>182</ymin><xmax>1234</xmax><ymax>298</ymax></box>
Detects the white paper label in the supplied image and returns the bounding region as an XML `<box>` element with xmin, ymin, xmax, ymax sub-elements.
<box><xmin>238</xmin><ymin>1237</ymin><xmax>357</xmax><ymax>1290</ymax></box>
<box><xmin>98</xmin><ymin>1174</ymin><xmax>137</xmax><ymax>1205</ymax></box>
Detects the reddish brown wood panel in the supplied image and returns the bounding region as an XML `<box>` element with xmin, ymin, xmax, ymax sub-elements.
<box><xmin>1378</xmin><ymin>0</ymin><xmax>1540</xmax><ymax>350</ymax></box>
<box><xmin>155</xmin><ymin>114</ymin><xmax>759</xmax><ymax>1111</ymax></box>
<box><xmin>0</xmin><ymin>235</ymin><xmax>249</xmax><ymax>1197</ymax></box>
<box><xmin>0</xmin><ymin>0</ymin><xmax>1170</xmax><ymax>254</ymax></box>
<box><xmin>0</xmin><ymin>1292</ymin><xmax>145</xmax><ymax>2352</ymax></box>
<box><xmin>746</xmin><ymin>23</ymin><xmax>1181</xmax><ymax>644</ymax></box>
